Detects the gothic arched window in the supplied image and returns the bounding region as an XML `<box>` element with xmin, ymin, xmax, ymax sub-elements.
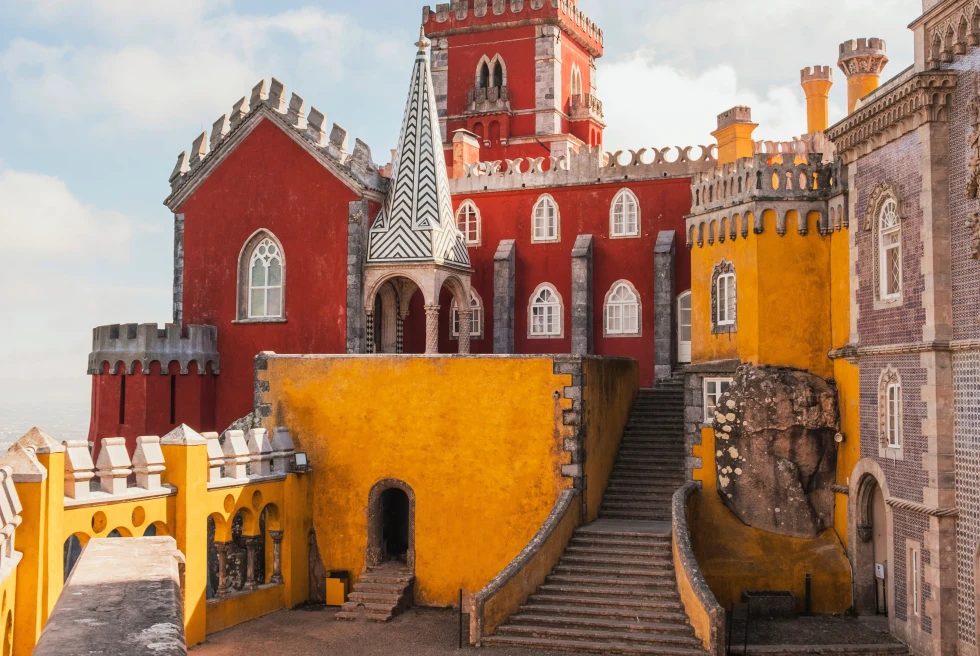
<box><xmin>610</xmin><ymin>188</ymin><xmax>640</xmax><ymax>237</ymax></box>
<box><xmin>456</xmin><ymin>200</ymin><xmax>481</xmax><ymax>246</ymax></box>
<box><xmin>604</xmin><ymin>281</ymin><xmax>641</xmax><ymax>336</ymax></box>
<box><xmin>532</xmin><ymin>195</ymin><xmax>560</xmax><ymax>243</ymax></box>
<box><xmin>879</xmin><ymin>199</ymin><xmax>902</xmax><ymax>300</ymax></box>
<box><xmin>529</xmin><ymin>284</ymin><xmax>563</xmax><ymax>337</ymax></box>
<box><xmin>238</xmin><ymin>230</ymin><xmax>285</xmax><ymax>321</ymax></box>
<box><xmin>570</xmin><ymin>64</ymin><xmax>583</xmax><ymax>99</ymax></box>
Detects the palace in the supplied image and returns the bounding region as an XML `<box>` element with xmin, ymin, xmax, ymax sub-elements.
<box><xmin>1</xmin><ymin>0</ymin><xmax>980</xmax><ymax>655</ymax></box>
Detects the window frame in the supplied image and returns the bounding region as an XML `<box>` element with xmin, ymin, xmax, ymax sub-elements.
<box><xmin>886</xmin><ymin>381</ymin><xmax>901</xmax><ymax>448</ymax></box>
<box><xmin>878</xmin><ymin>198</ymin><xmax>902</xmax><ymax>301</ymax></box>
<box><xmin>609</xmin><ymin>188</ymin><xmax>640</xmax><ymax>238</ymax></box>
<box><xmin>449</xmin><ymin>290</ymin><xmax>484</xmax><ymax>340</ymax></box>
<box><xmin>455</xmin><ymin>200</ymin><xmax>481</xmax><ymax>246</ymax></box>
<box><xmin>528</xmin><ymin>283</ymin><xmax>564</xmax><ymax>338</ymax></box>
<box><xmin>236</xmin><ymin>229</ymin><xmax>287</xmax><ymax>323</ymax></box>
<box><xmin>603</xmin><ymin>280</ymin><xmax>641</xmax><ymax>337</ymax></box>
<box><xmin>704</xmin><ymin>378</ymin><xmax>732</xmax><ymax>423</ymax></box>
<box><xmin>531</xmin><ymin>195</ymin><xmax>560</xmax><ymax>243</ymax></box>
<box><xmin>716</xmin><ymin>272</ymin><xmax>736</xmax><ymax>326</ymax></box>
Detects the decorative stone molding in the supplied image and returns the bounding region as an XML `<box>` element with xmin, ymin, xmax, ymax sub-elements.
<box><xmin>969</xmin><ymin>213</ymin><xmax>980</xmax><ymax>259</ymax></box>
<box><xmin>915</xmin><ymin>0</ymin><xmax>980</xmax><ymax>70</ymax></box>
<box><xmin>88</xmin><ymin>323</ymin><xmax>219</xmax><ymax>376</ymax></box>
<box><xmin>366</xmin><ymin>478</ymin><xmax>416</xmax><ymax>570</ymax></box>
<box><xmin>885</xmin><ymin>496</ymin><xmax>959</xmax><ymax>517</ymax></box>
<box><xmin>863</xmin><ymin>181</ymin><xmax>902</xmax><ymax>231</ymax></box>
<box><xmin>968</xmin><ymin>84</ymin><xmax>980</xmax><ymax>198</ymax></box>
<box><xmin>877</xmin><ymin>367</ymin><xmax>903</xmax><ymax>454</ymax></box>
<box><xmin>709</xmin><ymin>260</ymin><xmax>736</xmax><ymax>335</ymax></box>
<box><xmin>838</xmin><ymin>38</ymin><xmax>888</xmax><ymax>77</ymax></box>
<box><xmin>831</xmin><ymin>483</ymin><xmax>850</xmax><ymax>495</ymax></box>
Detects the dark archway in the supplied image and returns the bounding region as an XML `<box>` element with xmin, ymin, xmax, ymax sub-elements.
<box><xmin>853</xmin><ymin>472</ymin><xmax>888</xmax><ymax>615</ymax></box>
<box><xmin>367</xmin><ymin>479</ymin><xmax>416</xmax><ymax>571</ymax></box>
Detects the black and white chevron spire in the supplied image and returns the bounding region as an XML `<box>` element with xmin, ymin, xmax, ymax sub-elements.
<box><xmin>367</xmin><ymin>28</ymin><xmax>471</xmax><ymax>269</ymax></box>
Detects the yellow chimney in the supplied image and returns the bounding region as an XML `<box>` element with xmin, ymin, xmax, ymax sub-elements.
<box><xmin>838</xmin><ymin>38</ymin><xmax>888</xmax><ymax>114</ymax></box>
<box><xmin>711</xmin><ymin>106</ymin><xmax>757</xmax><ymax>166</ymax></box>
<box><xmin>800</xmin><ymin>66</ymin><xmax>833</xmax><ymax>133</ymax></box>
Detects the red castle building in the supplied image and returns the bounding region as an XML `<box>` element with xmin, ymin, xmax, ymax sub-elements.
<box><xmin>87</xmin><ymin>0</ymin><xmax>716</xmax><ymax>452</ymax></box>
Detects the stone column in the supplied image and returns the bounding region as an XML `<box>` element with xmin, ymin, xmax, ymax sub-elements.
<box><xmin>654</xmin><ymin>230</ymin><xmax>677</xmax><ymax>380</ymax></box>
<box><xmin>365</xmin><ymin>310</ymin><xmax>375</xmax><ymax>354</ymax></box>
<box><xmin>243</xmin><ymin>536</ymin><xmax>260</xmax><ymax>591</ymax></box>
<box><xmin>215</xmin><ymin>541</ymin><xmax>232</xmax><ymax>597</ymax></box>
<box><xmin>269</xmin><ymin>530</ymin><xmax>284</xmax><ymax>585</ymax></box>
<box><xmin>396</xmin><ymin>314</ymin><xmax>405</xmax><ymax>354</ymax></box>
<box><xmin>493</xmin><ymin>240</ymin><xmax>516</xmax><ymax>354</ymax></box>
<box><xmin>347</xmin><ymin>200</ymin><xmax>370</xmax><ymax>353</ymax></box>
<box><xmin>424</xmin><ymin>305</ymin><xmax>440</xmax><ymax>354</ymax></box>
<box><xmin>458</xmin><ymin>308</ymin><xmax>472</xmax><ymax>354</ymax></box>
<box><xmin>570</xmin><ymin>235</ymin><xmax>594</xmax><ymax>355</ymax></box>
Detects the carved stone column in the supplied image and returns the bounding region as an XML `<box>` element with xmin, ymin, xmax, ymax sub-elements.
<box><xmin>269</xmin><ymin>530</ymin><xmax>284</xmax><ymax>585</ymax></box>
<box><xmin>243</xmin><ymin>536</ymin><xmax>261</xmax><ymax>591</ymax></box>
<box><xmin>215</xmin><ymin>541</ymin><xmax>232</xmax><ymax>597</ymax></box>
<box><xmin>396</xmin><ymin>314</ymin><xmax>405</xmax><ymax>354</ymax></box>
<box><xmin>458</xmin><ymin>308</ymin><xmax>472</xmax><ymax>355</ymax></box>
<box><xmin>365</xmin><ymin>310</ymin><xmax>375</xmax><ymax>354</ymax></box>
<box><xmin>424</xmin><ymin>305</ymin><xmax>440</xmax><ymax>354</ymax></box>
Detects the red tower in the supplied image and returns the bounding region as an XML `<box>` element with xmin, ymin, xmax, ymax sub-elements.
<box><xmin>423</xmin><ymin>0</ymin><xmax>605</xmax><ymax>164</ymax></box>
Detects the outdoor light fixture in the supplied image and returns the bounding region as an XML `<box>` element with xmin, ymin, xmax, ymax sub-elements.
<box><xmin>294</xmin><ymin>452</ymin><xmax>309</xmax><ymax>471</ymax></box>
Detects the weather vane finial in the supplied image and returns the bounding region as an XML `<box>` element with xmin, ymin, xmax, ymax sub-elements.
<box><xmin>415</xmin><ymin>25</ymin><xmax>430</xmax><ymax>52</ymax></box>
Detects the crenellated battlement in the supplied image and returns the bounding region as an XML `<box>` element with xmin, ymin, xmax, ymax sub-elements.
<box><xmin>88</xmin><ymin>322</ymin><xmax>219</xmax><ymax>375</ymax></box>
<box><xmin>423</xmin><ymin>0</ymin><xmax>603</xmax><ymax>57</ymax></box>
<box><xmin>449</xmin><ymin>144</ymin><xmax>716</xmax><ymax>194</ymax></box>
<box><xmin>838</xmin><ymin>38</ymin><xmax>889</xmax><ymax>76</ymax></box>
<box><xmin>801</xmin><ymin>65</ymin><xmax>834</xmax><ymax>84</ymax></box>
<box><xmin>165</xmin><ymin>78</ymin><xmax>386</xmax><ymax>210</ymax></box>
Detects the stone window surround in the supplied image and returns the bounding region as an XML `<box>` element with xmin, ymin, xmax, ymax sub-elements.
<box><xmin>531</xmin><ymin>194</ymin><xmax>561</xmax><ymax>244</ymax></box>
<box><xmin>527</xmin><ymin>282</ymin><xmax>564</xmax><ymax>339</ymax></box>
<box><xmin>865</xmin><ymin>182</ymin><xmax>906</xmax><ymax>311</ymax></box>
<box><xmin>455</xmin><ymin>199</ymin><xmax>482</xmax><ymax>247</ymax></box>
<box><xmin>475</xmin><ymin>53</ymin><xmax>507</xmax><ymax>89</ymax></box>
<box><xmin>710</xmin><ymin>259</ymin><xmax>737</xmax><ymax>335</ymax></box>
<box><xmin>602</xmin><ymin>279</ymin><xmax>642</xmax><ymax>338</ymax></box>
<box><xmin>449</xmin><ymin>287</ymin><xmax>484</xmax><ymax>340</ymax></box>
<box><xmin>609</xmin><ymin>187</ymin><xmax>640</xmax><ymax>239</ymax></box>
<box><xmin>703</xmin><ymin>377</ymin><xmax>733</xmax><ymax>423</ymax></box>
<box><xmin>235</xmin><ymin>228</ymin><xmax>287</xmax><ymax>324</ymax></box>
<box><xmin>878</xmin><ymin>366</ymin><xmax>905</xmax><ymax>460</ymax></box>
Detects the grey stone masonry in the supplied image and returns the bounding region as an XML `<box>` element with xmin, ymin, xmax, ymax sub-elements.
<box><xmin>654</xmin><ymin>230</ymin><xmax>676</xmax><ymax>380</ymax></box>
<box><xmin>172</xmin><ymin>213</ymin><xmax>184</xmax><ymax>326</ymax></box>
<box><xmin>493</xmin><ymin>240</ymin><xmax>516</xmax><ymax>354</ymax></box>
<box><xmin>35</xmin><ymin>536</ymin><xmax>186</xmax><ymax>656</ymax></box>
<box><xmin>88</xmin><ymin>323</ymin><xmax>219</xmax><ymax>376</ymax></box>
<box><xmin>571</xmin><ymin>234</ymin><xmax>594</xmax><ymax>355</ymax></box>
<box><xmin>347</xmin><ymin>199</ymin><xmax>370</xmax><ymax>354</ymax></box>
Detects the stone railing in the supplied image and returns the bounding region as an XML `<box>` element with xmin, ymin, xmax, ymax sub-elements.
<box><xmin>450</xmin><ymin>144</ymin><xmax>717</xmax><ymax>194</ymax></box>
<box><xmin>469</xmin><ymin>489</ymin><xmax>581</xmax><ymax>645</ymax></box>
<box><xmin>570</xmin><ymin>93</ymin><xmax>603</xmax><ymax>121</ymax></box>
<box><xmin>88</xmin><ymin>322</ymin><xmax>219</xmax><ymax>375</ymax></box>
<box><xmin>672</xmin><ymin>482</ymin><xmax>725</xmax><ymax>656</ymax></box>
<box><xmin>467</xmin><ymin>85</ymin><xmax>511</xmax><ymax>114</ymax></box>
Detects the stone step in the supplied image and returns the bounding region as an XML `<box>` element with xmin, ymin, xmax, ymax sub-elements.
<box><xmin>546</xmin><ymin>573</ymin><xmax>677</xmax><ymax>590</ymax></box>
<box><xmin>562</xmin><ymin>552</ymin><xmax>673</xmax><ymax>567</ymax></box>
<box><xmin>528</xmin><ymin>593</ymin><xmax>685</xmax><ymax>613</ymax></box>
<box><xmin>358</xmin><ymin>572</ymin><xmax>413</xmax><ymax>585</ymax></box>
<box><xmin>537</xmin><ymin>583</ymin><xmax>680</xmax><ymax>600</ymax></box>
<box><xmin>352</xmin><ymin>582</ymin><xmax>410</xmax><ymax>594</ymax></box>
<box><xmin>575</xmin><ymin>527</ymin><xmax>672</xmax><ymax>541</ymax></box>
<box><xmin>510</xmin><ymin>613</ymin><xmax>695</xmax><ymax>636</ymax></box>
<box><xmin>482</xmin><ymin>634</ymin><xmax>707</xmax><ymax>655</ymax></box>
<box><xmin>520</xmin><ymin>602</ymin><xmax>690</xmax><ymax>624</ymax></box>
<box><xmin>564</xmin><ymin>545</ymin><xmax>672</xmax><ymax>559</ymax></box>
<box><xmin>599</xmin><ymin>511</ymin><xmax>672</xmax><ymax>522</ymax></box>
<box><xmin>553</xmin><ymin>564</ymin><xmax>675</xmax><ymax>580</ymax></box>
<box><xmin>494</xmin><ymin>624</ymin><xmax>703</xmax><ymax>649</ymax></box>
<box><xmin>346</xmin><ymin>591</ymin><xmax>403</xmax><ymax>604</ymax></box>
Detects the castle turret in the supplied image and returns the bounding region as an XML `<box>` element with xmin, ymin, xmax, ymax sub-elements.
<box><xmin>801</xmin><ymin>66</ymin><xmax>834</xmax><ymax>133</ymax></box>
<box><xmin>838</xmin><ymin>38</ymin><xmax>888</xmax><ymax>113</ymax></box>
<box><xmin>711</xmin><ymin>106</ymin><xmax>757</xmax><ymax>166</ymax></box>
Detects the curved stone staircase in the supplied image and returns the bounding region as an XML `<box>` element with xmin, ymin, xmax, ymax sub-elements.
<box><xmin>484</xmin><ymin>382</ymin><xmax>708</xmax><ymax>655</ymax></box>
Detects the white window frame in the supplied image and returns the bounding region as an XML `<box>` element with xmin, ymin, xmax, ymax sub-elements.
<box><xmin>716</xmin><ymin>272</ymin><xmax>736</xmax><ymax>326</ymax></box>
<box><xmin>704</xmin><ymin>378</ymin><xmax>732</xmax><ymax>423</ymax></box>
<box><xmin>879</xmin><ymin>198</ymin><xmax>902</xmax><ymax>300</ymax></box>
<box><xmin>455</xmin><ymin>200</ymin><xmax>481</xmax><ymax>246</ymax></box>
<box><xmin>677</xmin><ymin>291</ymin><xmax>692</xmax><ymax>364</ymax></box>
<box><xmin>604</xmin><ymin>280</ymin><xmax>641</xmax><ymax>337</ymax></box>
<box><xmin>886</xmin><ymin>381</ymin><xmax>901</xmax><ymax>448</ymax></box>
<box><xmin>532</xmin><ymin>195</ymin><xmax>560</xmax><ymax>243</ymax></box>
<box><xmin>528</xmin><ymin>283</ymin><xmax>563</xmax><ymax>338</ymax></box>
<box><xmin>450</xmin><ymin>290</ymin><xmax>484</xmax><ymax>339</ymax></box>
<box><xmin>570</xmin><ymin>64</ymin><xmax>583</xmax><ymax>99</ymax></box>
<box><xmin>610</xmin><ymin>188</ymin><xmax>640</xmax><ymax>238</ymax></box>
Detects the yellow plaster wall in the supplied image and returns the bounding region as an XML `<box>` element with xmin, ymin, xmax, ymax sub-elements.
<box><xmin>258</xmin><ymin>355</ymin><xmax>593</xmax><ymax>607</ymax></box>
<box><xmin>690</xmin><ymin>427</ymin><xmax>852</xmax><ymax>613</ymax></box>
<box><xmin>583</xmin><ymin>358</ymin><xmax>639</xmax><ymax>522</ymax></box>
<box><xmin>673</xmin><ymin>525</ymin><xmax>717</xmax><ymax>653</ymax></box>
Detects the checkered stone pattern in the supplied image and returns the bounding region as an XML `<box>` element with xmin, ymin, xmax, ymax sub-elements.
<box><xmin>396</xmin><ymin>315</ymin><xmax>404</xmax><ymax>354</ymax></box>
<box><xmin>954</xmin><ymin>350</ymin><xmax>980</xmax><ymax>647</ymax></box>
<box><xmin>944</xmin><ymin>51</ymin><xmax>980</xmax><ymax>341</ymax></box>
<box><xmin>853</xmin><ymin>132</ymin><xmax>926</xmax><ymax>346</ymax></box>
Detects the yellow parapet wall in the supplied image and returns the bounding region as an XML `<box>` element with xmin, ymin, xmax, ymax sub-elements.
<box><xmin>255</xmin><ymin>354</ymin><xmax>638</xmax><ymax>608</ymax></box>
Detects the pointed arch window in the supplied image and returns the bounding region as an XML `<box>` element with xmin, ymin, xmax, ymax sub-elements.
<box><xmin>610</xmin><ymin>188</ymin><xmax>640</xmax><ymax>237</ymax></box>
<box><xmin>451</xmin><ymin>290</ymin><xmax>484</xmax><ymax>339</ymax></box>
<box><xmin>879</xmin><ymin>199</ymin><xmax>902</xmax><ymax>300</ymax></box>
<box><xmin>238</xmin><ymin>231</ymin><xmax>286</xmax><ymax>322</ymax></box>
<box><xmin>878</xmin><ymin>367</ymin><xmax>903</xmax><ymax>453</ymax></box>
<box><xmin>493</xmin><ymin>60</ymin><xmax>504</xmax><ymax>88</ymax></box>
<box><xmin>570</xmin><ymin>64</ymin><xmax>583</xmax><ymax>99</ymax></box>
<box><xmin>604</xmin><ymin>281</ymin><xmax>641</xmax><ymax>336</ymax></box>
<box><xmin>532</xmin><ymin>195</ymin><xmax>560</xmax><ymax>243</ymax></box>
<box><xmin>479</xmin><ymin>61</ymin><xmax>490</xmax><ymax>89</ymax></box>
<box><xmin>456</xmin><ymin>200</ymin><xmax>481</xmax><ymax>246</ymax></box>
<box><xmin>529</xmin><ymin>284</ymin><xmax>563</xmax><ymax>337</ymax></box>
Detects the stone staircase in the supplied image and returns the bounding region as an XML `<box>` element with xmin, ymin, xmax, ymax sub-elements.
<box><xmin>335</xmin><ymin>562</ymin><xmax>414</xmax><ymax>622</ymax></box>
<box><xmin>484</xmin><ymin>381</ymin><xmax>707</xmax><ymax>655</ymax></box>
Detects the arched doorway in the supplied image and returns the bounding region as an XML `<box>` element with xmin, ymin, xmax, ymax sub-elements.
<box><xmin>854</xmin><ymin>473</ymin><xmax>889</xmax><ymax>615</ymax></box>
<box><xmin>367</xmin><ymin>479</ymin><xmax>416</xmax><ymax>571</ymax></box>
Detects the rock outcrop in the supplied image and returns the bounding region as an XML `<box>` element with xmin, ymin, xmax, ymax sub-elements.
<box><xmin>713</xmin><ymin>365</ymin><xmax>839</xmax><ymax>539</ymax></box>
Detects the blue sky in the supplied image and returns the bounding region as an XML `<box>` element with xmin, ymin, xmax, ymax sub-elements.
<box><xmin>0</xmin><ymin>0</ymin><xmax>920</xmax><ymax>410</ymax></box>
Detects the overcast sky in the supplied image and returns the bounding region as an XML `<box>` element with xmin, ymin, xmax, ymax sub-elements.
<box><xmin>0</xmin><ymin>0</ymin><xmax>920</xmax><ymax>409</ymax></box>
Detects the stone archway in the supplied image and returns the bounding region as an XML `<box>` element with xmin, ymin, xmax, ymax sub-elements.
<box><xmin>367</xmin><ymin>479</ymin><xmax>416</xmax><ymax>571</ymax></box>
<box><xmin>850</xmin><ymin>459</ymin><xmax>893</xmax><ymax>616</ymax></box>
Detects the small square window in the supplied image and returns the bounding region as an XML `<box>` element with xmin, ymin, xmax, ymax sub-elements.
<box><xmin>704</xmin><ymin>378</ymin><xmax>732</xmax><ymax>422</ymax></box>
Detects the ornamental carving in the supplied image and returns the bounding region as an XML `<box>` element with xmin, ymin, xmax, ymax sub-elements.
<box><xmin>968</xmin><ymin>84</ymin><xmax>980</xmax><ymax>199</ymax></box>
<box><xmin>970</xmin><ymin>213</ymin><xmax>980</xmax><ymax>259</ymax></box>
<box><xmin>864</xmin><ymin>182</ymin><xmax>901</xmax><ymax>231</ymax></box>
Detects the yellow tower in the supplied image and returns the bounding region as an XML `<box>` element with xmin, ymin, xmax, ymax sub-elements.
<box><xmin>711</xmin><ymin>106</ymin><xmax>757</xmax><ymax>166</ymax></box>
<box><xmin>837</xmin><ymin>38</ymin><xmax>888</xmax><ymax>114</ymax></box>
<box><xmin>800</xmin><ymin>66</ymin><xmax>833</xmax><ymax>133</ymax></box>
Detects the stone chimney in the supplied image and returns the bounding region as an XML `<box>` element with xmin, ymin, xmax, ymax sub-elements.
<box><xmin>711</xmin><ymin>106</ymin><xmax>757</xmax><ymax>166</ymax></box>
<box><xmin>452</xmin><ymin>129</ymin><xmax>481</xmax><ymax>179</ymax></box>
<box><xmin>800</xmin><ymin>66</ymin><xmax>834</xmax><ymax>134</ymax></box>
<box><xmin>838</xmin><ymin>38</ymin><xmax>888</xmax><ymax>114</ymax></box>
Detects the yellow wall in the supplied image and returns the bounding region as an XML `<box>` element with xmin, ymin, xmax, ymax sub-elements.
<box><xmin>691</xmin><ymin>427</ymin><xmax>852</xmax><ymax>613</ymax></box>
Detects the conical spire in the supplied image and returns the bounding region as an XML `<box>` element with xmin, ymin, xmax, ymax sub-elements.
<box><xmin>367</xmin><ymin>28</ymin><xmax>470</xmax><ymax>269</ymax></box>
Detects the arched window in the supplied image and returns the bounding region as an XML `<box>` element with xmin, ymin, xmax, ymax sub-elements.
<box><xmin>879</xmin><ymin>198</ymin><xmax>902</xmax><ymax>299</ymax></box>
<box><xmin>570</xmin><ymin>64</ymin><xmax>583</xmax><ymax>99</ymax></box>
<box><xmin>529</xmin><ymin>284</ymin><xmax>563</xmax><ymax>337</ymax></box>
<box><xmin>456</xmin><ymin>200</ymin><xmax>481</xmax><ymax>246</ymax></box>
<box><xmin>879</xmin><ymin>368</ymin><xmax>902</xmax><ymax>450</ymax></box>
<box><xmin>493</xmin><ymin>60</ymin><xmax>504</xmax><ymax>88</ymax></box>
<box><xmin>479</xmin><ymin>61</ymin><xmax>490</xmax><ymax>89</ymax></box>
<box><xmin>532</xmin><ymin>195</ymin><xmax>560</xmax><ymax>243</ymax></box>
<box><xmin>450</xmin><ymin>290</ymin><xmax>483</xmax><ymax>339</ymax></box>
<box><xmin>238</xmin><ymin>231</ymin><xmax>285</xmax><ymax>321</ymax></box>
<box><xmin>610</xmin><ymin>189</ymin><xmax>639</xmax><ymax>237</ymax></box>
<box><xmin>604</xmin><ymin>281</ymin><xmax>640</xmax><ymax>336</ymax></box>
<box><xmin>710</xmin><ymin>260</ymin><xmax>736</xmax><ymax>334</ymax></box>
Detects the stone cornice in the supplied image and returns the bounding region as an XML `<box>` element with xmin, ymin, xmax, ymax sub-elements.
<box><xmin>827</xmin><ymin>71</ymin><xmax>958</xmax><ymax>164</ymax></box>
<box><xmin>829</xmin><ymin>338</ymin><xmax>980</xmax><ymax>360</ymax></box>
<box><xmin>913</xmin><ymin>0</ymin><xmax>980</xmax><ymax>69</ymax></box>
<box><xmin>886</xmin><ymin>496</ymin><xmax>958</xmax><ymax>517</ymax></box>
